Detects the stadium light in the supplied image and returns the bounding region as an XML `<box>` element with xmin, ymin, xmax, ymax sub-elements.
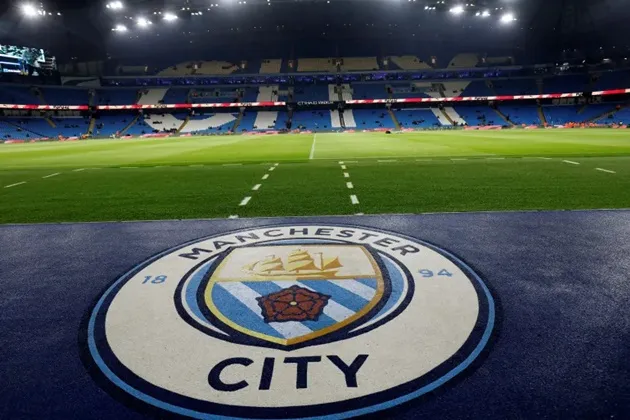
<box><xmin>21</xmin><ymin>3</ymin><xmax>39</xmax><ymax>18</ymax></box>
<box><xmin>106</xmin><ymin>1</ymin><xmax>124</xmax><ymax>10</ymax></box>
<box><xmin>500</xmin><ymin>12</ymin><xmax>515</xmax><ymax>24</ymax></box>
<box><xmin>163</xmin><ymin>12</ymin><xmax>177</xmax><ymax>21</ymax></box>
<box><xmin>136</xmin><ymin>17</ymin><xmax>152</xmax><ymax>28</ymax></box>
<box><xmin>449</xmin><ymin>5</ymin><xmax>464</xmax><ymax>15</ymax></box>
<box><xmin>113</xmin><ymin>24</ymin><xmax>127</xmax><ymax>32</ymax></box>
<box><xmin>481</xmin><ymin>10</ymin><xmax>490</xmax><ymax>18</ymax></box>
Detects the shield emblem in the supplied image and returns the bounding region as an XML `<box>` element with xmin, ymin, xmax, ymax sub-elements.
<box><xmin>203</xmin><ymin>244</ymin><xmax>385</xmax><ymax>347</ymax></box>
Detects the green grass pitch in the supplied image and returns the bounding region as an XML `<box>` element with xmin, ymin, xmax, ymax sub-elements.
<box><xmin>1</xmin><ymin>129</ymin><xmax>629</xmax><ymax>224</ymax></box>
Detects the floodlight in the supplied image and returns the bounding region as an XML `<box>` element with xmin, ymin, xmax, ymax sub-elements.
<box><xmin>113</xmin><ymin>24</ymin><xmax>127</xmax><ymax>32</ymax></box>
<box><xmin>449</xmin><ymin>5</ymin><xmax>464</xmax><ymax>15</ymax></box>
<box><xmin>21</xmin><ymin>4</ymin><xmax>39</xmax><ymax>18</ymax></box>
<box><xmin>107</xmin><ymin>1</ymin><xmax>124</xmax><ymax>10</ymax></box>
<box><xmin>500</xmin><ymin>12</ymin><xmax>515</xmax><ymax>23</ymax></box>
<box><xmin>163</xmin><ymin>12</ymin><xmax>177</xmax><ymax>21</ymax></box>
<box><xmin>481</xmin><ymin>10</ymin><xmax>490</xmax><ymax>17</ymax></box>
<box><xmin>136</xmin><ymin>17</ymin><xmax>152</xmax><ymax>27</ymax></box>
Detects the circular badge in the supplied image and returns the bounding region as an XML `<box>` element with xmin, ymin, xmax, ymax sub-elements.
<box><xmin>85</xmin><ymin>225</ymin><xmax>494</xmax><ymax>419</ymax></box>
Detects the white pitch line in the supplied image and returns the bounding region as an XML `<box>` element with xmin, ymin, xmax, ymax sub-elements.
<box><xmin>229</xmin><ymin>215</ymin><xmax>239</xmax><ymax>219</ymax></box>
<box><xmin>563</xmin><ymin>160</ymin><xmax>580</xmax><ymax>165</ymax></box>
<box><xmin>42</xmin><ymin>173</ymin><xmax>60</xmax><ymax>179</ymax></box>
<box><xmin>538</xmin><ymin>157</ymin><xmax>553</xmax><ymax>160</ymax></box>
<box><xmin>274</xmin><ymin>163</ymin><xmax>279</xmax><ymax>167</ymax></box>
<box><xmin>252</xmin><ymin>184</ymin><xmax>261</xmax><ymax>191</ymax></box>
<box><xmin>487</xmin><ymin>157</ymin><xmax>505</xmax><ymax>160</ymax></box>
<box><xmin>239</xmin><ymin>196</ymin><xmax>252</xmax><ymax>206</ymax></box>
<box><xmin>596</xmin><ymin>168</ymin><xmax>616</xmax><ymax>174</ymax></box>
<box><xmin>341</xmin><ymin>165</ymin><xmax>347</xmax><ymax>170</ymax></box>
<box><xmin>346</xmin><ymin>161</ymin><xmax>358</xmax><ymax>163</ymax></box>
<box><xmin>343</xmin><ymin>172</ymin><xmax>350</xmax><ymax>178</ymax></box>
<box><xmin>451</xmin><ymin>158</ymin><xmax>467</xmax><ymax>161</ymax></box>
<box><xmin>269</xmin><ymin>167</ymin><xmax>276</xmax><ymax>171</ymax></box>
<box><xmin>378</xmin><ymin>159</ymin><xmax>397</xmax><ymax>163</ymax></box>
<box><xmin>346</xmin><ymin>182</ymin><xmax>354</xmax><ymax>189</ymax></box>
<box><xmin>73</xmin><ymin>168</ymin><xmax>85</xmax><ymax>172</ymax></box>
<box><xmin>356</xmin><ymin>213</ymin><xmax>365</xmax><ymax>216</ymax></box>
<box><xmin>262</xmin><ymin>174</ymin><xmax>270</xmax><ymax>180</ymax></box>
<box><xmin>4</xmin><ymin>181</ymin><xmax>26</xmax><ymax>189</ymax></box>
<box><xmin>309</xmin><ymin>134</ymin><xmax>317</xmax><ymax>160</ymax></box>
<box><xmin>338</xmin><ymin>161</ymin><xmax>345</xmax><ymax>164</ymax></box>
<box><xmin>350</xmin><ymin>195</ymin><xmax>360</xmax><ymax>205</ymax></box>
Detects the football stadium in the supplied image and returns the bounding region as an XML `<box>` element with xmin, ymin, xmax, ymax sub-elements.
<box><xmin>1</xmin><ymin>0</ymin><xmax>629</xmax><ymax>419</ymax></box>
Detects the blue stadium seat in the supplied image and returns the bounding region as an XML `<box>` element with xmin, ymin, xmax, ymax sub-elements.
<box><xmin>352</xmin><ymin>109</ymin><xmax>394</xmax><ymax>129</ymax></box>
<box><xmin>394</xmin><ymin>109</ymin><xmax>441</xmax><ymax>128</ymax></box>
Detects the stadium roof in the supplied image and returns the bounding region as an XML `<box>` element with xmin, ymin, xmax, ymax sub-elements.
<box><xmin>0</xmin><ymin>0</ymin><xmax>628</xmax><ymax>64</ymax></box>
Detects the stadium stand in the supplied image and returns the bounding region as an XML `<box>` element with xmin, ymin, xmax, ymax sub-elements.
<box><xmin>592</xmin><ymin>71</ymin><xmax>630</xmax><ymax>91</ymax></box>
<box><xmin>352</xmin><ymin>109</ymin><xmax>395</xmax><ymax>129</ymax></box>
<box><xmin>40</xmin><ymin>88</ymin><xmax>89</xmax><ymax>105</ymax></box>
<box><xmin>389</xmin><ymin>83</ymin><xmax>430</xmax><ymax>99</ymax></box>
<box><xmin>490</xmin><ymin>79</ymin><xmax>538</xmax><ymax>95</ymax></box>
<box><xmin>158</xmin><ymin>61</ymin><xmax>241</xmax><ymax>76</ymax></box>
<box><xmin>461</xmin><ymin>81</ymin><xmax>494</xmax><ymax>97</ymax></box>
<box><xmin>162</xmin><ymin>88</ymin><xmax>190</xmax><ymax>104</ymax></box>
<box><xmin>293</xmin><ymin>85</ymin><xmax>330</xmax><ymax>102</ymax></box>
<box><xmin>97</xmin><ymin>89</ymin><xmax>140</xmax><ymax>105</ymax></box>
<box><xmin>0</xmin><ymin>86</ymin><xmax>41</xmax><ymax>104</ymax></box>
<box><xmin>137</xmin><ymin>89</ymin><xmax>169</xmax><ymax>105</ymax></box>
<box><xmin>542</xmin><ymin>75</ymin><xmax>589</xmax><ymax>94</ymax></box>
<box><xmin>447</xmin><ymin>53</ymin><xmax>479</xmax><ymax>68</ymax></box>
<box><xmin>454</xmin><ymin>106</ymin><xmax>500</xmax><ymax>126</ymax></box>
<box><xmin>351</xmin><ymin>83</ymin><xmax>389</xmax><ymax>100</ymax></box>
<box><xmin>394</xmin><ymin>109</ymin><xmax>442</xmax><ymax>128</ymax></box>
<box><xmin>339</xmin><ymin>57</ymin><xmax>380</xmax><ymax>71</ymax></box>
<box><xmin>542</xmin><ymin>104</ymin><xmax>612</xmax><ymax>125</ymax></box>
<box><xmin>292</xmin><ymin>110</ymin><xmax>332</xmax><ymax>131</ymax></box>
<box><xmin>298</xmin><ymin>58</ymin><xmax>337</xmax><ymax>72</ymax></box>
<box><xmin>388</xmin><ymin>56</ymin><xmax>432</xmax><ymax>70</ymax></box>
<box><xmin>260</xmin><ymin>59</ymin><xmax>282</xmax><ymax>74</ymax></box>
<box><xmin>253</xmin><ymin>111</ymin><xmax>278</xmax><ymax>130</ymax></box>
<box><xmin>498</xmin><ymin>105</ymin><xmax>541</xmax><ymax>125</ymax></box>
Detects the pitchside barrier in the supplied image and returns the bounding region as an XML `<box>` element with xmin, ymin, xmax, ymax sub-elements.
<box><xmin>0</xmin><ymin>88</ymin><xmax>628</xmax><ymax>111</ymax></box>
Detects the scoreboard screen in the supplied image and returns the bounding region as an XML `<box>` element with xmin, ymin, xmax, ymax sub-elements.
<box><xmin>0</xmin><ymin>44</ymin><xmax>57</xmax><ymax>76</ymax></box>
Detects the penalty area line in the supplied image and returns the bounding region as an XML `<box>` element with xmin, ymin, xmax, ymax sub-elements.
<box><xmin>4</xmin><ymin>181</ymin><xmax>26</xmax><ymax>188</ymax></box>
<box><xmin>562</xmin><ymin>160</ymin><xmax>580</xmax><ymax>165</ymax></box>
<box><xmin>596</xmin><ymin>168</ymin><xmax>616</xmax><ymax>174</ymax></box>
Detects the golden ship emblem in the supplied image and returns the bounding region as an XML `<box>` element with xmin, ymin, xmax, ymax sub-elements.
<box><xmin>242</xmin><ymin>249</ymin><xmax>343</xmax><ymax>280</ymax></box>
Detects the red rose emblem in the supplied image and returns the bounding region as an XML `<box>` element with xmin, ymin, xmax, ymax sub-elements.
<box><xmin>257</xmin><ymin>285</ymin><xmax>330</xmax><ymax>323</ymax></box>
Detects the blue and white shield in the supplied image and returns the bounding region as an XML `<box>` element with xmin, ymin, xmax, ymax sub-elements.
<box><xmin>204</xmin><ymin>244</ymin><xmax>385</xmax><ymax>347</ymax></box>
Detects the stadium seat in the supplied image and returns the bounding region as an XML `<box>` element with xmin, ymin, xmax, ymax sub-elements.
<box><xmin>388</xmin><ymin>56</ymin><xmax>432</xmax><ymax>70</ymax></box>
<box><xmin>352</xmin><ymin>109</ymin><xmax>394</xmax><ymax>129</ymax></box>
<box><xmin>498</xmin><ymin>105</ymin><xmax>541</xmax><ymax>125</ymax></box>
<box><xmin>297</xmin><ymin>58</ymin><xmax>336</xmax><ymax>72</ymax></box>
<box><xmin>393</xmin><ymin>109</ymin><xmax>442</xmax><ymax>128</ymax></box>
<box><xmin>260</xmin><ymin>59</ymin><xmax>282</xmax><ymax>74</ymax></box>
<box><xmin>291</xmin><ymin>110</ymin><xmax>332</xmax><ymax>131</ymax></box>
<box><xmin>338</xmin><ymin>57</ymin><xmax>380</xmax><ymax>71</ymax></box>
<box><xmin>351</xmin><ymin>83</ymin><xmax>389</xmax><ymax>100</ymax></box>
<box><xmin>453</xmin><ymin>106</ymin><xmax>499</xmax><ymax>126</ymax></box>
